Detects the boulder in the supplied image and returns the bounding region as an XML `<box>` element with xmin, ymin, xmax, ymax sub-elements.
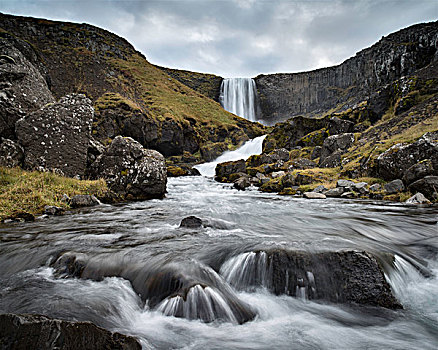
<box><xmin>88</xmin><ymin>136</ymin><xmax>167</xmax><ymax>200</ymax></box>
<box><xmin>353</xmin><ymin>181</ymin><xmax>369</xmax><ymax>194</ymax></box>
<box><xmin>44</xmin><ymin>205</ymin><xmax>64</xmax><ymax>216</ymax></box>
<box><xmin>271</xmin><ymin>171</ymin><xmax>286</xmax><ymax>179</ymax></box>
<box><xmin>408</xmin><ymin>176</ymin><xmax>438</xmax><ymax>201</ymax></box>
<box><xmin>180</xmin><ymin>216</ymin><xmax>203</xmax><ymax>228</ymax></box>
<box><xmin>337</xmin><ymin>179</ymin><xmax>356</xmax><ymax>188</ymax></box>
<box><xmin>341</xmin><ymin>191</ymin><xmax>357</xmax><ymax>199</ymax></box>
<box><xmin>313</xmin><ymin>185</ymin><xmax>328</xmax><ymax>193</ymax></box>
<box><xmin>319</xmin><ymin>133</ymin><xmax>355</xmax><ymax>166</ymax></box>
<box><xmin>311</xmin><ymin>146</ymin><xmax>322</xmax><ymax>160</ymax></box>
<box><xmin>319</xmin><ymin>150</ymin><xmax>342</xmax><ymax>168</ymax></box>
<box><xmin>384</xmin><ymin>179</ymin><xmax>405</xmax><ymax>194</ymax></box>
<box><xmin>328</xmin><ymin>117</ymin><xmax>355</xmax><ymax>135</ymax></box>
<box><xmin>405</xmin><ymin>193</ymin><xmax>431</xmax><ymax>205</ymax></box>
<box><xmin>376</xmin><ymin>132</ymin><xmax>438</xmax><ymax>181</ymax></box>
<box><xmin>289</xmin><ymin>158</ymin><xmax>317</xmax><ymax>170</ymax></box>
<box><xmin>0</xmin><ymin>313</ymin><xmax>141</xmax><ymax>350</ymax></box>
<box><xmin>70</xmin><ymin>195</ymin><xmax>100</xmax><ymax>209</ymax></box>
<box><xmin>215</xmin><ymin>159</ymin><xmax>246</xmax><ymax>182</ymax></box>
<box><xmin>0</xmin><ymin>138</ymin><xmax>24</xmax><ymax>167</ymax></box>
<box><xmin>234</xmin><ymin>176</ymin><xmax>251</xmax><ymax>191</ymax></box>
<box><xmin>403</xmin><ymin>159</ymin><xmax>435</xmax><ymax>185</ymax></box>
<box><xmin>325</xmin><ymin>187</ymin><xmax>345</xmax><ymax>197</ymax></box>
<box><xmin>303</xmin><ymin>192</ymin><xmax>326</xmax><ymax>199</ymax></box>
<box><xmin>16</xmin><ymin>94</ymin><xmax>93</xmax><ymax>178</ymax></box>
<box><xmin>369</xmin><ymin>183</ymin><xmax>382</xmax><ymax>192</ymax></box>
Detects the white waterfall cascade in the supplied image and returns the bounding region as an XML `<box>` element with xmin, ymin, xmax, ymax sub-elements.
<box><xmin>220</xmin><ymin>78</ymin><xmax>258</xmax><ymax>122</ymax></box>
<box><xmin>194</xmin><ymin>135</ymin><xmax>266</xmax><ymax>177</ymax></box>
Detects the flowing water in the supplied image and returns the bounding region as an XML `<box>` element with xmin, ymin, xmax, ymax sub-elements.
<box><xmin>1</xmin><ymin>176</ymin><xmax>437</xmax><ymax>349</ymax></box>
<box><xmin>220</xmin><ymin>78</ymin><xmax>259</xmax><ymax>122</ymax></box>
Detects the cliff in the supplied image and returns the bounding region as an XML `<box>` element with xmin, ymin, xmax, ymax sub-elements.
<box><xmin>255</xmin><ymin>21</ymin><xmax>438</xmax><ymax>123</ymax></box>
<box><xmin>0</xmin><ymin>13</ymin><xmax>264</xmax><ymax>161</ymax></box>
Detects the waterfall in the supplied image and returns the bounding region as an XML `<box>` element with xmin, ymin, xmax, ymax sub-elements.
<box><xmin>220</xmin><ymin>78</ymin><xmax>258</xmax><ymax>122</ymax></box>
<box><xmin>194</xmin><ymin>135</ymin><xmax>266</xmax><ymax>177</ymax></box>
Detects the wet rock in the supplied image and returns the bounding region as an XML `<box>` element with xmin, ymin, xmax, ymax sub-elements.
<box><xmin>16</xmin><ymin>94</ymin><xmax>93</xmax><ymax>177</ymax></box>
<box><xmin>369</xmin><ymin>183</ymin><xmax>382</xmax><ymax>192</ymax></box>
<box><xmin>325</xmin><ymin>187</ymin><xmax>344</xmax><ymax>197</ymax></box>
<box><xmin>70</xmin><ymin>195</ymin><xmax>100</xmax><ymax>208</ymax></box>
<box><xmin>180</xmin><ymin>216</ymin><xmax>203</xmax><ymax>228</ymax></box>
<box><xmin>234</xmin><ymin>176</ymin><xmax>251</xmax><ymax>191</ymax></box>
<box><xmin>408</xmin><ymin>176</ymin><xmax>438</xmax><ymax>201</ymax></box>
<box><xmin>0</xmin><ymin>138</ymin><xmax>24</xmax><ymax>167</ymax></box>
<box><xmin>376</xmin><ymin>132</ymin><xmax>438</xmax><ymax>181</ymax></box>
<box><xmin>319</xmin><ymin>133</ymin><xmax>355</xmax><ymax>166</ymax></box>
<box><xmin>215</xmin><ymin>159</ymin><xmax>246</xmax><ymax>182</ymax></box>
<box><xmin>405</xmin><ymin>193</ymin><xmax>431</xmax><ymax>205</ymax></box>
<box><xmin>0</xmin><ymin>313</ymin><xmax>141</xmax><ymax>350</ymax></box>
<box><xmin>384</xmin><ymin>179</ymin><xmax>405</xmax><ymax>194</ymax></box>
<box><xmin>303</xmin><ymin>192</ymin><xmax>326</xmax><ymax>199</ymax></box>
<box><xmin>88</xmin><ymin>136</ymin><xmax>167</xmax><ymax>200</ymax></box>
<box><xmin>44</xmin><ymin>205</ymin><xmax>64</xmax><ymax>216</ymax></box>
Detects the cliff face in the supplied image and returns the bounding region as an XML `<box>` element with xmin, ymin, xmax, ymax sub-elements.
<box><xmin>255</xmin><ymin>21</ymin><xmax>438</xmax><ymax>123</ymax></box>
<box><xmin>0</xmin><ymin>13</ymin><xmax>264</xmax><ymax>161</ymax></box>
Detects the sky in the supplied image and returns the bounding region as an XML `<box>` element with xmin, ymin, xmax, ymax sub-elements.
<box><xmin>1</xmin><ymin>0</ymin><xmax>437</xmax><ymax>77</ymax></box>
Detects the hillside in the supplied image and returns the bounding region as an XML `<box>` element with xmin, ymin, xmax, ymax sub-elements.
<box><xmin>0</xmin><ymin>13</ymin><xmax>264</xmax><ymax>161</ymax></box>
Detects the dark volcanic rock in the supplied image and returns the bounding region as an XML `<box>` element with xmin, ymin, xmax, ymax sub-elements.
<box><xmin>384</xmin><ymin>179</ymin><xmax>405</xmax><ymax>194</ymax></box>
<box><xmin>234</xmin><ymin>176</ymin><xmax>251</xmax><ymax>191</ymax></box>
<box><xmin>0</xmin><ymin>139</ymin><xmax>24</xmax><ymax>167</ymax></box>
<box><xmin>376</xmin><ymin>132</ymin><xmax>438</xmax><ymax>182</ymax></box>
<box><xmin>0</xmin><ymin>313</ymin><xmax>141</xmax><ymax>350</ymax></box>
<box><xmin>408</xmin><ymin>176</ymin><xmax>438</xmax><ymax>201</ymax></box>
<box><xmin>16</xmin><ymin>94</ymin><xmax>93</xmax><ymax>177</ymax></box>
<box><xmin>215</xmin><ymin>159</ymin><xmax>246</xmax><ymax>182</ymax></box>
<box><xmin>88</xmin><ymin>136</ymin><xmax>167</xmax><ymax>200</ymax></box>
<box><xmin>222</xmin><ymin>250</ymin><xmax>402</xmax><ymax>309</ymax></box>
<box><xmin>319</xmin><ymin>133</ymin><xmax>355</xmax><ymax>165</ymax></box>
<box><xmin>328</xmin><ymin>117</ymin><xmax>355</xmax><ymax>135</ymax></box>
<box><xmin>319</xmin><ymin>150</ymin><xmax>342</xmax><ymax>168</ymax></box>
<box><xmin>44</xmin><ymin>205</ymin><xmax>64</xmax><ymax>215</ymax></box>
<box><xmin>180</xmin><ymin>216</ymin><xmax>203</xmax><ymax>228</ymax></box>
<box><xmin>70</xmin><ymin>195</ymin><xmax>100</xmax><ymax>209</ymax></box>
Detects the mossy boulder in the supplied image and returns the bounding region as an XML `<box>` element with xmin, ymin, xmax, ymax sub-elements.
<box><xmin>215</xmin><ymin>159</ymin><xmax>246</xmax><ymax>182</ymax></box>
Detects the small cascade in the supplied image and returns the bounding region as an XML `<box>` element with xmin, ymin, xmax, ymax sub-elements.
<box><xmin>157</xmin><ymin>284</ymin><xmax>238</xmax><ymax>323</ymax></box>
<box><xmin>194</xmin><ymin>135</ymin><xmax>266</xmax><ymax>177</ymax></box>
<box><xmin>220</xmin><ymin>78</ymin><xmax>259</xmax><ymax>122</ymax></box>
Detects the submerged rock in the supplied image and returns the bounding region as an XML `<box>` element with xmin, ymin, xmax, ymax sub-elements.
<box><xmin>180</xmin><ymin>216</ymin><xmax>203</xmax><ymax>228</ymax></box>
<box><xmin>0</xmin><ymin>313</ymin><xmax>141</xmax><ymax>350</ymax></box>
<box><xmin>88</xmin><ymin>136</ymin><xmax>167</xmax><ymax>200</ymax></box>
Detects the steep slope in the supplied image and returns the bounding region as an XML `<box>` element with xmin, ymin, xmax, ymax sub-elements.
<box><xmin>255</xmin><ymin>21</ymin><xmax>438</xmax><ymax>123</ymax></box>
<box><xmin>0</xmin><ymin>13</ymin><xmax>264</xmax><ymax>159</ymax></box>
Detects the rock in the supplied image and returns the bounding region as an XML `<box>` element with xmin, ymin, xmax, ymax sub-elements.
<box><xmin>405</xmin><ymin>193</ymin><xmax>431</xmax><ymax>205</ymax></box>
<box><xmin>303</xmin><ymin>192</ymin><xmax>326</xmax><ymax>199</ymax></box>
<box><xmin>311</xmin><ymin>146</ymin><xmax>322</xmax><ymax>160</ymax></box>
<box><xmin>180</xmin><ymin>216</ymin><xmax>203</xmax><ymax>228</ymax></box>
<box><xmin>12</xmin><ymin>212</ymin><xmax>35</xmax><ymax>222</ymax></box>
<box><xmin>0</xmin><ymin>313</ymin><xmax>141</xmax><ymax>350</ymax></box>
<box><xmin>16</xmin><ymin>94</ymin><xmax>93</xmax><ymax>177</ymax></box>
<box><xmin>369</xmin><ymin>183</ymin><xmax>382</xmax><ymax>192</ymax></box>
<box><xmin>337</xmin><ymin>179</ymin><xmax>356</xmax><ymax>188</ymax></box>
<box><xmin>319</xmin><ymin>150</ymin><xmax>342</xmax><ymax>168</ymax></box>
<box><xmin>376</xmin><ymin>133</ymin><xmax>438</xmax><ymax>181</ymax></box>
<box><xmin>215</xmin><ymin>159</ymin><xmax>246</xmax><ymax>182</ymax></box>
<box><xmin>222</xmin><ymin>250</ymin><xmax>402</xmax><ymax>309</ymax></box>
<box><xmin>88</xmin><ymin>136</ymin><xmax>167</xmax><ymax>200</ymax></box>
<box><xmin>353</xmin><ymin>182</ymin><xmax>369</xmax><ymax>194</ymax></box>
<box><xmin>384</xmin><ymin>179</ymin><xmax>405</xmax><ymax>194</ymax></box>
<box><xmin>341</xmin><ymin>191</ymin><xmax>357</xmax><ymax>199</ymax></box>
<box><xmin>200</xmin><ymin>142</ymin><xmax>228</xmax><ymax>161</ymax></box>
<box><xmin>234</xmin><ymin>176</ymin><xmax>251</xmax><ymax>191</ymax></box>
<box><xmin>328</xmin><ymin>117</ymin><xmax>355</xmax><ymax>135</ymax></box>
<box><xmin>408</xmin><ymin>176</ymin><xmax>438</xmax><ymax>201</ymax></box>
<box><xmin>319</xmin><ymin>133</ymin><xmax>355</xmax><ymax>165</ymax></box>
<box><xmin>267</xmin><ymin>148</ymin><xmax>290</xmax><ymax>162</ymax></box>
<box><xmin>271</xmin><ymin>171</ymin><xmax>286</xmax><ymax>179</ymax></box>
<box><xmin>70</xmin><ymin>195</ymin><xmax>100</xmax><ymax>208</ymax></box>
<box><xmin>44</xmin><ymin>205</ymin><xmax>64</xmax><ymax>216</ymax></box>
<box><xmin>403</xmin><ymin>159</ymin><xmax>435</xmax><ymax>185</ymax></box>
<box><xmin>313</xmin><ymin>185</ymin><xmax>328</xmax><ymax>193</ymax></box>
<box><xmin>87</xmin><ymin>137</ymin><xmax>105</xmax><ymax>168</ymax></box>
<box><xmin>289</xmin><ymin>158</ymin><xmax>317</xmax><ymax>170</ymax></box>
<box><xmin>0</xmin><ymin>138</ymin><xmax>24</xmax><ymax>167</ymax></box>
<box><xmin>325</xmin><ymin>187</ymin><xmax>345</xmax><ymax>197</ymax></box>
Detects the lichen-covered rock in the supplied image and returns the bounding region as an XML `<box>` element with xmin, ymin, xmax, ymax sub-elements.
<box><xmin>319</xmin><ymin>150</ymin><xmax>342</xmax><ymax>168</ymax></box>
<box><xmin>0</xmin><ymin>33</ymin><xmax>54</xmax><ymax>140</ymax></box>
<box><xmin>405</xmin><ymin>192</ymin><xmax>431</xmax><ymax>204</ymax></box>
<box><xmin>408</xmin><ymin>176</ymin><xmax>438</xmax><ymax>201</ymax></box>
<box><xmin>0</xmin><ymin>313</ymin><xmax>141</xmax><ymax>350</ymax></box>
<box><xmin>88</xmin><ymin>136</ymin><xmax>167</xmax><ymax>200</ymax></box>
<box><xmin>319</xmin><ymin>133</ymin><xmax>355</xmax><ymax>165</ymax></box>
<box><xmin>376</xmin><ymin>132</ymin><xmax>438</xmax><ymax>181</ymax></box>
<box><xmin>289</xmin><ymin>158</ymin><xmax>317</xmax><ymax>170</ymax></box>
<box><xmin>16</xmin><ymin>94</ymin><xmax>93</xmax><ymax>177</ymax></box>
<box><xmin>0</xmin><ymin>138</ymin><xmax>24</xmax><ymax>167</ymax></box>
<box><xmin>215</xmin><ymin>159</ymin><xmax>246</xmax><ymax>182</ymax></box>
<box><xmin>328</xmin><ymin>117</ymin><xmax>355</xmax><ymax>135</ymax></box>
<box><xmin>384</xmin><ymin>179</ymin><xmax>405</xmax><ymax>194</ymax></box>
<box><xmin>325</xmin><ymin>187</ymin><xmax>345</xmax><ymax>197</ymax></box>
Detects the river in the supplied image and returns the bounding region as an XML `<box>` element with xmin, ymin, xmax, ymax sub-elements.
<box><xmin>0</xmin><ymin>173</ymin><xmax>437</xmax><ymax>349</ymax></box>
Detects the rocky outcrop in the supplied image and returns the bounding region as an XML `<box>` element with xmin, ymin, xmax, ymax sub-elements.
<box><xmin>215</xmin><ymin>159</ymin><xmax>246</xmax><ymax>182</ymax></box>
<box><xmin>319</xmin><ymin>133</ymin><xmax>355</xmax><ymax>167</ymax></box>
<box><xmin>221</xmin><ymin>250</ymin><xmax>402</xmax><ymax>309</ymax></box>
<box><xmin>255</xmin><ymin>21</ymin><xmax>438</xmax><ymax>123</ymax></box>
<box><xmin>16</xmin><ymin>94</ymin><xmax>93</xmax><ymax>177</ymax></box>
<box><xmin>0</xmin><ymin>313</ymin><xmax>141</xmax><ymax>350</ymax></box>
<box><xmin>0</xmin><ymin>139</ymin><xmax>24</xmax><ymax>167</ymax></box>
<box><xmin>408</xmin><ymin>176</ymin><xmax>438</xmax><ymax>201</ymax></box>
<box><xmin>88</xmin><ymin>136</ymin><xmax>166</xmax><ymax>199</ymax></box>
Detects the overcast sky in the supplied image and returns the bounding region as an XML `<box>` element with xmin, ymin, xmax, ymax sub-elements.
<box><xmin>1</xmin><ymin>0</ymin><xmax>437</xmax><ymax>77</ymax></box>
